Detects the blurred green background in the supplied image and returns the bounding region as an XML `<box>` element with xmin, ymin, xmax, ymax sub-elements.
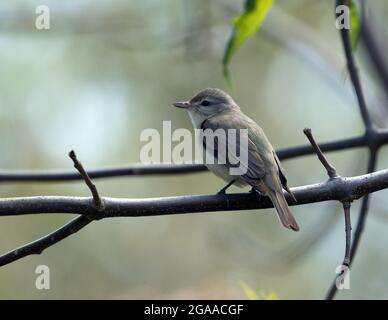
<box><xmin>1</xmin><ymin>0</ymin><xmax>388</xmax><ymax>299</ymax></box>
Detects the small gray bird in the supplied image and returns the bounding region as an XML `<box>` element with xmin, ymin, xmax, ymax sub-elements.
<box><xmin>174</xmin><ymin>88</ymin><xmax>299</xmax><ymax>231</ymax></box>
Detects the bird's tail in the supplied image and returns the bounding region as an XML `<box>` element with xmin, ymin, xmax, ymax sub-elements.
<box><xmin>266</xmin><ymin>187</ymin><xmax>299</xmax><ymax>232</ymax></box>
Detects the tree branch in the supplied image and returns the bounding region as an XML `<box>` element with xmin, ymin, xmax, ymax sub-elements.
<box><xmin>336</xmin><ymin>0</ymin><xmax>372</xmax><ymax>130</ymax></box>
<box><xmin>350</xmin><ymin>151</ymin><xmax>378</xmax><ymax>262</ymax></box>
<box><xmin>0</xmin><ymin>151</ymin><xmax>104</xmax><ymax>268</ymax></box>
<box><xmin>303</xmin><ymin>128</ymin><xmax>338</xmax><ymax>179</ymax></box>
<box><xmin>68</xmin><ymin>150</ymin><xmax>103</xmax><ymax>210</ymax></box>
<box><xmin>342</xmin><ymin>201</ymin><xmax>352</xmax><ymax>267</ymax></box>
<box><xmin>325</xmin><ymin>1</ymin><xmax>378</xmax><ymax>300</ymax></box>
<box><xmin>304</xmin><ymin>128</ymin><xmax>353</xmax><ymax>293</ymax></box>
<box><xmin>325</xmin><ymin>151</ymin><xmax>377</xmax><ymax>300</ymax></box>
<box><xmin>0</xmin><ymin>163</ymin><xmax>207</xmax><ymax>182</ymax></box>
<box><xmin>1</xmin><ymin>166</ymin><xmax>387</xmax><ymax>266</ymax></box>
<box><xmin>0</xmin><ymin>216</ymin><xmax>92</xmax><ymax>267</ymax></box>
<box><xmin>1</xmin><ymin>168</ymin><xmax>388</xmax><ymax>218</ymax></box>
<box><xmin>2</xmin><ymin>131</ymin><xmax>388</xmax><ymax>182</ymax></box>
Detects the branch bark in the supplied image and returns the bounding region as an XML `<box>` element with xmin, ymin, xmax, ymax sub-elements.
<box><xmin>336</xmin><ymin>0</ymin><xmax>372</xmax><ymax>130</ymax></box>
<box><xmin>325</xmin><ymin>0</ymin><xmax>377</xmax><ymax>300</ymax></box>
<box><xmin>0</xmin><ymin>151</ymin><xmax>103</xmax><ymax>268</ymax></box>
<box><xmin>1</xmin><ymin>168</ymin><xmax>388</xmax><ymax>218</ymax></box>
<box><xmin>0</xmin><ymin>216</ymin><xmax>92</xmax><ymax>267</ymax></box>
<box><xmin>1</xmin><ymin>131</ymin><xmax>388</xmax><ymax>182</ymax></box>
<box><xmin>1</xmin><ymin>166</ymin><xmax>387</xmax><ymax>267</ymax></box>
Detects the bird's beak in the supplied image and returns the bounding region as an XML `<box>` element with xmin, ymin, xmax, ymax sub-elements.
<box><xmin>173</xmin><ymin>101</ymin><xmax>191</xmax><ymax>109</ymax></box>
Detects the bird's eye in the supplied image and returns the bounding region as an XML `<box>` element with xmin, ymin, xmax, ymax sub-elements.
<box><xmin>201</xmin><ymin>100</ymin><xmax>210</xmax><ymax>106</ymax></box>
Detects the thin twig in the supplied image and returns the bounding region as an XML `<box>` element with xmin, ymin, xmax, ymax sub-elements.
<box><xmin>325</xmin><ymin>151</ymin><xmax>377</xmax><ymax>299</ymax></box>
<box><xmin>2</xmin><ymin>131</ymin><xmax>388</xmax><ymax>182</ymax></box>
<box><xmin>325</xmin><ymin>1</ymin><xmax>378</xmax><ymax>300</ymax></box>
<box><xmin>68</xmin><ymin>150</ymin><xmax>103</xmax><ymax>210</ymax></box>
<box><xmin>342</xmin><ymin>201</ymin><xmax>352</xmax><ymax>266</ymax></box>
<box><xmin>0</xmin><ymin>151</ymin><xmax>105</xmax><ymax>267</ymax></box>
<box><xmin>350</xmin><ymin>150</ymin><xmax>378</xmax><ymax>262</ymax></box>
<box><xmin>0</xmin><ymin>163</ymin><xmax>207</xmax><ymax>182</ymax></box>
<box><xmin>324</xmin><ymin>202</ymin><xmax>352</xmax><ymax>299</ymax></box>
<box><xmin>0</xmin><ymin>216</ymin><xmax>92</xmax><ymax>267</ymax></box>
<box><xmin>303</xmin><ymin>128</ymin><xmax>338</xmax><ymax>178</ymax></box>
<box><xmin>304</xmin><ymin>128</ymin><xmax>353</xmax><ymax>293</ymax></box>
<box><xmin>336</xmin><ymin>0</ymin><xmax>372</xmax><ymax>129</ymax></box>
<box><xmin>336</xmin><ymin>0</ymin><xmax>372</xmax><ymax>130</ymax></box>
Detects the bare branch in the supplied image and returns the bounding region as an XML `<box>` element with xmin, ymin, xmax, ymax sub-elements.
<box><xmin>335</xmin><ymin>0</ymin><xmax>372</xmax><ymax>130</ymax></box>
<box><xmin>68</xmin><ymin>150</ymin><xmax>103</xmax><ymax>210</ymax></box>
<box><xmin>1</xmin><ymin>131</ymin><xmax>388</xmax><ymax>182</ymax></box>
<box><xmin>1</xmin><ymin>166</ymin><xmax>386</xmax><ymax>267</ymax></box>
<box><xmin>0</xmin><ymin>163</ymin><xmax>207</xmax><ymax>182</ymax></box>
<box><xmin>325</xmin><ymin>1</ymin><xmax>377</xmax><ymax>300</ymax></box>
<box><xmin>350</xmin><ymin>151</ymin><xmax>378</xmax><ymax>261</ymax></box>
<box><xmin>303</xmin><ymin>128</ymin><xmax>338</xmax><ymax>179</ymax></box>
<box><xmin>0</xmin><ymin>151</ymin><xmax>105</xmax><ymax>267</ymax></box>
<box><xmin>322</xmin><ymin>201</ymin><xmax>353</xmax><ymax>300</ymax></box>
<box><xmin>304</xmin><ymin>128</ymin><xmax>353</xmax><ymax>294</ymax></box>
<box><xmin>0</xmin><ymin>216</ymin><xmax>92</xmax><ymax>267</ymax></box>
<box><xmin>325</xmin><ymin>151</ymin><xmax>378</xmax><ymax>300</ymax></box>
<box><xmin>0</xmin><ymin>168</ymin><xmax>387</xmax><ymax>218</ymax></box>
<box><xmin>342</xmin><ymin>201</ymin><xmax>352</xmax><ymax>267</ymax></box>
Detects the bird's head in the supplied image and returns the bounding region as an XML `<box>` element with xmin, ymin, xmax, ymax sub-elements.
<box><xmin>173</xmin><ymin>88</ymin><xmax>238</xmax><ymax>126</ymax></box>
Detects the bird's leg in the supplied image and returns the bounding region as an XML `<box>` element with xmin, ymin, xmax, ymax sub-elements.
<box><xmin>217</xmin><ymin>179</ymin><xmax>237</xmax><ymax>209</ymax></box>
<box><xmin>217</xmin><ymin>179</ymin><xmax>237</xmax><ymax>195</ymax></box>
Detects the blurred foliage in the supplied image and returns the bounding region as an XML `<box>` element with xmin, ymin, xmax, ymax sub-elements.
<box><xmin>239</xmin><ymin>281</ymin><xmax>279</xmax><ymax>300</ymax></box>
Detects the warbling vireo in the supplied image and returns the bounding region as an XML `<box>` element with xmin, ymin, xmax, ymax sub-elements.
<box><xmin>173</xmin><ymin>88</ymin><xmax>299</xmax><ymax>231</ymax></box>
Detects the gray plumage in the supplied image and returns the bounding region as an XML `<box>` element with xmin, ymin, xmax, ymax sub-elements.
<box><xmin>174</xmin><ymin>88</ymin><xmax>299</xmax><ymax>231</ymax></box>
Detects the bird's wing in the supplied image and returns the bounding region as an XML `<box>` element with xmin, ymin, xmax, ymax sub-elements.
<box><xmin>200</xmin><ymin>113</ymin><xmax>266</xmax><ymax>182</ymax></box>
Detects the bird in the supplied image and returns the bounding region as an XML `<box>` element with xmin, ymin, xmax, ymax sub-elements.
<box><xmin>173</xmin><ymin>88</ymin><xmax>299</xmax><ymax>231</ymax></box>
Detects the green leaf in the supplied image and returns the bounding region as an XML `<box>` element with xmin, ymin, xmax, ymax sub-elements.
<box><xmin>239</xmin><ymin>281</ymin><xmax>260</xmax><ymax>300</ymax></box>
<box><xmin>259</xmin><ymin>291</ymin><xmax>279</xmax><ymax>300</ymax></box>
<box><xmin>239</xmin><ymin>281</ymin><xmax>280</xmax><ymax>300</ymax></box>
<box><xmin>349</xmin><ymin>0</ymin><xmax>361</xmax><ymax>51</ymax></box>
<box><xmin>222</xmin><ymin>0</ymin><xmax>273</xmax><ymax>84</ymax></box>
